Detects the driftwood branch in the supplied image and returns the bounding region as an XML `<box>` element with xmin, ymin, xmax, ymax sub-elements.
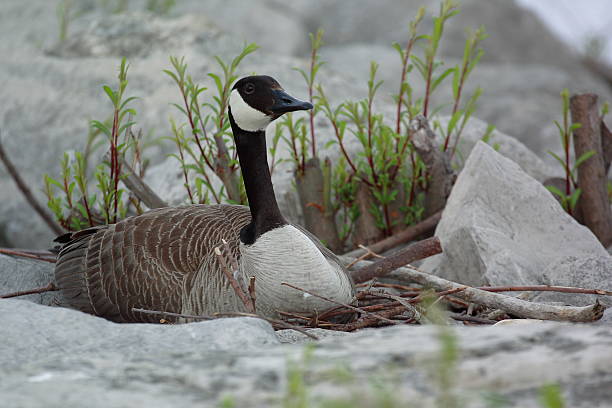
<box><xmin>0</xmin><ymin>134</ymin><xmax>64</xmax><ymax>235</ymax></box>
<box><xmin>349</xmin><ymin>237</ymin><xmax>442</xmax><ymax>284</ymax></box>
<box><xmin>382</xmin><ymin>264</ymin><xmax>605</xmax><ymax>322</ymax></box>
<box><xmin>344</xmin><ymin>210</ymin><xmax>442</xmax><ymax>258</ymax></box>
<box><xmin>119</xmin><ymin>156</ymin><xmax>167</xmax><ymax>209</ymax></box>
<box><xmin>570</xmin><ymin>93</ymin><xmax>612</xmax><ymax>246</ymax></box>
<box><xmin>0</xmin><ymin>282</ymin><xmax>57</xmax><ymax>299</ymax></box>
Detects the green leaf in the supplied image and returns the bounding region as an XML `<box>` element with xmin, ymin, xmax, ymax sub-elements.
<box><xmin>545</xmin><ymin>185</ymin><xmax>564</xmax><ymax>199</ymax></box>
<box><xmin>572</xmin><ymin>150</ymin><xmax>596</xmax><ymax>171</ymax></box>
<box><xmin>431</xmin><ymin>66</ymin><xmax>455</xmax><ymax>92</ymax></box>
<box><xmin>102</xmin><ymin>85</ymin><xmax>118</xmax><ymax>106</ymax></box>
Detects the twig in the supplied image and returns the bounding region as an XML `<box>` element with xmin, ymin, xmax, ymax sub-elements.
<box><xmin>333</xmin><ymin>305</ymin><xmax>408</xmax><ymax>331</ymax></box>
<box><xmin>344</xmin><ymin>211</ymin><xmax>441</xmax><ymax>258</ymax></box>
<box><xmin>0</xmin><ymin>133</ymin><xmax>64</xmax><ymax>235</ymax></box>
<box><xmin>1</xmin><ymin>282</ymin><xmax>57</xmax><ymax>299</ymax></box>
<box><xmin>475</xmin><ymin>285</ymin><xmax>612</xmax><ymax>297</ymax></box>
<box><xmin>383</xmin><ymin>264</ymin><xmax>606</xmax><ymax>322</ymax></box>
<box><xmin>214</xmin><ymin>245</ymin><xmax>255</xmax><ymax>313</ymax></box>
<box><xmin>346</xmin><ymin>245</ymin><xmax>384</xmax><ymax>269</ymax></box>
<box><xmin>0</xmin><ymin>248</ymin><xmax>56</xmax><ymax>263</ymax></box>
<box><xmin>280</xmin><ymin>282</ymin><xmax>399</xmax><ymax>325</ymax></box>
<box><xmin>349</xmin><ymin>237</ymin><xmax>442</xmax><ymax>284</ymax></box>
<box><xmin>449</xmin><ymin>313</ymin><xmax>496</xmax><ymax>325</ymax></box>
<box><xmin>248</xmin><ymin>276</ymin><xmax>256</xmax><ymax>313</ymax></box>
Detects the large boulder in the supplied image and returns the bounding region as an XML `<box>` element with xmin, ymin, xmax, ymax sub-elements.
<box><xmin>1</xmin><ymin>299</ymin><xmax>612</xmax><ymax>407</ymax></box>
<box><xmin>420</xmin><ymin>141</ymin><xmax>610</xmax><ymax>288</ymax></box>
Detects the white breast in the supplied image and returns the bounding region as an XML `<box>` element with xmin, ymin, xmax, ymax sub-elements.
<box><xmin>239</xmin><ymin>225</ymin><xmax>354</xmax><ymax>316</ymax></box>
<box><xmin>229</xmin><ymin>89</ymin><xmax>272</xmax><ymax>132</ymax></box>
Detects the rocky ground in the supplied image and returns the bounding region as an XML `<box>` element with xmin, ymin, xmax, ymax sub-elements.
<box><xmin>1</xmin><ymin>1</ymin><xmax>612</xmax><ymax>407</ymax></box>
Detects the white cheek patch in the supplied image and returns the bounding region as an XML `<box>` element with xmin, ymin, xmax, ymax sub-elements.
<box><xmin>229</xmin><ymin>90</ymin><xmax>272</xmax><ymax>132</ymax></box>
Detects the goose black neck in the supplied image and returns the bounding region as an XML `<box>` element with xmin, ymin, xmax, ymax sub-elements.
<box><xmin>229</xmin><ymin>110</ymin><xmax>286</xmax><ymax>245</ymax></box>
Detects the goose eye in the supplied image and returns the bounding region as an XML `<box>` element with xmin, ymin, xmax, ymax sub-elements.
<box><xmin>244</xmin><ymin>83</ymin><xmax>255</xmax><ymax>95</ymax></box>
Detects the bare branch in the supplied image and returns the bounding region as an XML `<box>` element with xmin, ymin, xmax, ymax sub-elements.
<box><xmin>280</xmin><ymin>282</ymin><xmax>399</xmax><ymax>325</ymax></box>
<box><xmin>383</xmin><ymin>264</ymin><xmax>606</xmax><ymax>322</ymax></box>
<box><xmin>119</xmin><ymin>156</ymin><xmax>167</xmax><ymax>209</ymax></box>
<box><xmin>0</xmin><ymin>133</ymin><xmax>64</xmax><ymax>235</ymax></box>
<box><xmin>349</xmin><ymin>237</ymin><xmax>442</xmax><ymax>284</ymax></box>
<box><xmin>0</xmin><ymin>248</ymin><xmax>56</xmax><ymax>263</ymax></box>
<box><xmin>1</xmin><ymin>282</ymin><xmax>57</xmax><ymax>299</ymax></box>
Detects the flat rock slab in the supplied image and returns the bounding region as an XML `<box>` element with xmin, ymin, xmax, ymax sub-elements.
<box><xmin>1</xmin><ymin>299</ymin><xmax>612</xmax><ymax>407</ymax></box>
<box><xmin>0</xmin><ymin>299</ymin><xmax>279</xmax><ymax>371</ymax></box>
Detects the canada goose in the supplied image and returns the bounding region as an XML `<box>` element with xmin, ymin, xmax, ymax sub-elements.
<box><xmin>54</xmin><ymin>75</ymin><xmax>355</xmax><ymax>323</ymax></box>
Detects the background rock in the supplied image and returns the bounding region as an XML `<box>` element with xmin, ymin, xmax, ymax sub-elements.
<box><xmin>0</xmin><ymin>0</ymin><xmax>610</xmax><ymax>247</ymax></box>
<box><xmin>420</xmin><ymin>141</ymin><xmax>610</xmax><ymax>286</ymax></box>
<box><xmin>1</xmin><ymin>299</ymin><xmax>612</xmax><ymax>407</ymax></box>
<box><xmin>0</xmin><ymin>254</ymin><xmax>64</xmax><ymax>305</ymax></box>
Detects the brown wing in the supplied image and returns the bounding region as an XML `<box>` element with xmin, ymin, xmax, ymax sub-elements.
<box><xmin>54</xmin><ymin>204</ymin><xmax>251</xmax><ymax>322</ymax></box>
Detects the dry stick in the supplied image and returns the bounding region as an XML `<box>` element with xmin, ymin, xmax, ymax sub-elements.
<box><xmin>214</xmin><ymin>245</ymin><xmax>255</xmax><ymax>313</ymax></box>
<box><xmin>0</xmin><ymin>248</ymin><xmax>56</xmax><ymax>263</ymax></box>
<box><xmin>344</xmin><ymin>210</ymin><xmax>442</xmax><ymax>258</ymax></box>
<box><xmin>119</xmin><ymin>156</ymin><xmax>167</xmax><ymax>209</ymax></box>
<box><xmin>383</xmin><ymin>264</ymin><xmax>605</xmax><ymax>322</ymax></box>
<box><xmin>449</xmin><ymin>313</ymin><xmax>496</xmax><ymax>325</ymax></box>
<box><xmin>1</xmin><ymin>282</ymin><xmax>57</xmax><ymax>299</ymax></box>
<box><xmin>280</xmin><ymin>282</ymin><xmax>399</xmax><ymax>326</ymax></box>
<box><xmin>476</xmin><ymin>285</ymin><xmax>612</xmax><ymax>297</ymax></box>
<box><xmin>346</xmin><ymin>245</ymin><xmax>384</xmax><ymax>269</ymax></box>
<box><xmin>0</xmin><ymin>135</ymin><xmax>64</xmax><ymax>235</ymax></box>
<box><xmin>570</xmin><ymin>94</ymin><xmax>612</xmax><ymax>246</ymax></box>
<box><xmin>350</xmin><ymin>237</ymin><xmax>442</xmax><ymax>284</ymax></box>
<box><xmin>334</xmin><ymin>305</ymin><xmax>408</xmax><ymax>331</ymax></box>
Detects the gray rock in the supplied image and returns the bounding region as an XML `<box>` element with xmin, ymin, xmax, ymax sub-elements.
<box><xmin>440</xmin><ymin>116</ymin><xmax>560</xmax><ymax>182</ymax></box>
<box><xmin>533</xmin><ymin>255</ymin><xmax>612</xmax><ymax>307</ymax></box>
<box><xmin>420</xmin><ymin>141</ymin><xmax>610</xmax><ymax>287</ymax></box>
<box><xmin>1</xmin><ymin>300</ymin><xmax>612</xmax><ymax>408</ymax></box>
<box><xmin>0</xmin><ymin>254</ymin><xmax>63</xmax><ymax>306</ymax></box>
<box><xmin>0</xmin><ymin>299</ymin><xmax>279</xmax><ymax>371</ymax></box>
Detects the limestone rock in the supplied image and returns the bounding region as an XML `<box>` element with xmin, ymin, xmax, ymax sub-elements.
<box><xmin>0</xmin><ymin>299</ymin><xmax>279</xmax><ymax>371</ymax></box>
<box><xmin>420</xmin><ymin>141</ymin><xmax>610</xmax><ymax>287</ymax></box>
<box><xmin>534</xmin><ymin>255</ymin><xmax>612</xmax><ymax>307</ymax></box>
<box><xmin>1</xmin><ymin>300</ymin><xmax>611</xmax><ymax>408</ymax></box>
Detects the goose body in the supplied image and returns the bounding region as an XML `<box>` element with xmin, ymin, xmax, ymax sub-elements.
<box><xmin>55</xmin><ymin>76</ymin><xmax>355</xmax><ymax>322</ymax></box>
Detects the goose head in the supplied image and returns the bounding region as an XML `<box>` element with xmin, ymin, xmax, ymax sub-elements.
<box><xmin>229</xmin><ymin>75</ymin><xmax>313</xmax><ymax>133</ymax></box>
